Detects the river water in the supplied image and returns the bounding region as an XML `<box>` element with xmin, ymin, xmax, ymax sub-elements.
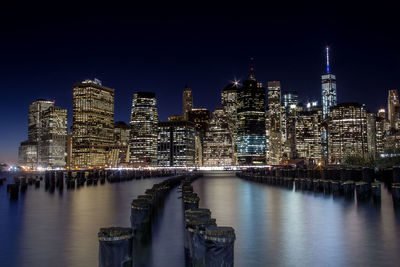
<box><xmin>1</xmin><ymin>171</ymin><xmax>399</xmax><ymax>267</ymax></box>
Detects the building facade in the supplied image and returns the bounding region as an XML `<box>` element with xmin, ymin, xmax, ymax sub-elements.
<box><xmin>221</xmin><ymin>82</ymin><xmax>238</xmax><ymax>165</ymax></box>
<box><xmin>129</xmin><ymin>92</ymin><xmax>158</xmax><ymax>167</ymax></box>
<box><xmin>157</xmin><ymin>121</ymin><xmax>196</xmax><ymax>167</ymax></box>
<box><xmin>72</xmin><ymin>79</ymin><xmax>114</xmax><ymax>168</ymax></box>
<box><xmin>109</xmin><ymin>121</ymin><xmax>130</xmax><ymax>167</ymax></box>
<box><xmin>388</xmin><ymin>89</ymin><xmax>400</xmax><ymax>129</ymax></box>
<box><xmin>327</xmin><ymin>103</ymin><xmax>368</xmax><ymax>164</ymax></box>
<box><xmin>203</xmin><ymin>107</ymin><xmax>234</xmax><ymax>166</ymax></box>
<box><xmin>236</xmin><ymin>69</ymin><xmax>266</xmax><ymax>165</ymax></box>
<box><xmin>39</xmin><ymin>106</ymin><xmax>67</xmax><ymax>168</ymax></box>
<box><xmin>188</xmin><ymin>108</ymin><xmax>210</xmax><ymax>166</ymax></box>
<box><xmin>295</xmin><ymin>108</ymin><xmax>323</xmax><ymax>164</ymax></box>
<box><xmin>267</xmin><ymin>81</ymin><xmax>283</xmax><ymax>164</ymax></box>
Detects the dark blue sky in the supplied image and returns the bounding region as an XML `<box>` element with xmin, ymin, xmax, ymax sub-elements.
<box><xmin>0</xmin><ymin>2</ymin><xmax>398</xmax><ymax>163</ymax></box>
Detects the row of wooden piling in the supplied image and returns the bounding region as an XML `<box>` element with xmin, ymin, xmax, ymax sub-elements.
<box><xmin>97</xmin><ymin>173</ymin><xmax>201</xmax><ymax>267</ymax></box>
<box><xmin>3</xmin><ymin>169</ymin><xmax>178</xmax><ymax>200</ymax></box>
<box><xmin>181</xmin><ymin>179</ymin><xmax>236</xmax><ymax>266</ymax></box>
<box><xmin>237</xmin><ymin>167</ymin><xmax>386</xmax><ymax>203</ymax></box>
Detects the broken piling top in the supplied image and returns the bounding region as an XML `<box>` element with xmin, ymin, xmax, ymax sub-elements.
<box><xmin>98</xmin><ymin>227</ymin><xmax>133</xmax><ymax>241</ymax></box>
<box><xmin>205</xmin><ymin>226</ymin><xmax>236</xmax><ymax>243</ymax></box>
<box><xmin>187</xmin><ymin>217</ymin><xmax>217</xmax><ymax>233</ymax></box>
<box><xmin>138</xmin><ymin>194</ymin><xmax>153</xmax><ymax>202</ymax></box>
<box><xmin>131</xmin><ymin>198</ymin><xmax>152</xmax><ymax>210</ymax></box>
<box><xmin>185</xmin><ymin>208</ymin><xmax>212</xmax><ymax>222</ymax></box>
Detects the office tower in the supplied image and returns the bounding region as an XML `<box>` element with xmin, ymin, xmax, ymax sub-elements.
<box><xmin>18</xmin><ymin>99</ymin><xmax>67</xmax><ymax>169</ymax></box>
<box><xmin>221</xmin><ymin>82</ymin><xmax>238</xmax><ymax>165</ymax></box>
<box><xmin>72</xmin><ymin>79</ymin><xmax>115</xmax><ymax>168</ymax></box>
<box><xmin>305</xmin><ymin>101</ymin><xmax>319</xmax><ymax>111</ymax></box>
<box><xmin>168</xmin><ymin>115</ymin><xmax>184</xmax><ymax>122</ymax></box>
<box><xmin>377</xmin><ymin>108</ymin><xmax>386</xmax><ymax>119</ymax></box>
<box><xmin>39</xmin><ymin>106</ymin><xmax>67</xmax><ymax>168</ymax></box>
<box><xmin>322</xmin><ymin>46</ymin><xmax>337</xmax><ymax>116</ymax></box>
<box><xmin>203</xmin><ymin>107</ymin><xmax>234</xmax><ymax>166</ymax></box>
<box><xmin>188</xmin><ymin>108</ymin><xmax>210</xmax><ymax>135</ymax></box>
<box><xmin>388</xmin><ymin>90</ymin><xmax>400</xmax><ymax>129</ymax></box>
<box><xmin>282</xmin><ymin>91</ymin><xmax>300</xmax><ymax>160</ymax></box>
<box><xmin>109</xmin><ymin>121</ymin><xmax>130</xmax><ymax>167</ymax></box>
<box><xmin>188</xmin><ymin>108</ymin><xmax>210</xmax><ymax>166</ymax></box>
<box><xmin>282</xmin><ymin>91</ymin><xmax>298</xmax><ymax>112</ymax></box>
<box><xmin>367</xmin><ymin>113</ymin><xmax>377</xmax><ymax>159</ymax></box>
<box><xmin>267</xmin><ymin>81</ymin><xmax>283</xmax><ymax>164</ymax></box>
<box><xmin>66</xmin><ymin>134</ymin><xmax>72</xmax><ymax>169</ymax></box>
<box><xmin>18</xmin><ymin>141</ymin><xmax>37</xmax><ymax>169</ymax></box>
<box><xmin>237</xmin><ymin>67</ymin><xmax>266</xmax><ymax>165</ymax></box>
<box><xmin>129</xmin><ymin>92</ymin><xmax>158</xmax><ymax>167</ymax></box>
<box><xmin>295</xmin><ymin>107</ymin><xmax>323</xmax><ymax>165</ymax></box>
<box><xmin>182</xmin><ymin>85</ymin><xmax>193</xmax><ymax>120</ymax></box>
<box><xmin>327</xmin><ymin>103</ymin><xmax>368</xmax><ymax>164</ymax></box>
<box><xmin>28</xmin><ymin>100</ymin><xmax>55</xmax><ymax>143</ymax></box>
<box><xmin>376</xmin><ymin>117</ymin><xmax>387</xmax><ymax>156</ymax></box>
<box><xmin>157</xmin><ymin>120</ymin><xmax>196</xmax><ymax>167</ymax></box>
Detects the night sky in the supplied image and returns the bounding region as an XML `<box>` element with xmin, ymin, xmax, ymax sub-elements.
<box><xmin>0</xmin><ymin>2</ymin><xmax>398</xmax><ymax>163</ymax></box>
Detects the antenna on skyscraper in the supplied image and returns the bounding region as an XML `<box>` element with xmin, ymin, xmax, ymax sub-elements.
<box><xmin>249</xmin><ymin>57</ymin><xmax>256</xmax><ymax>80</ymax></box>
<box><xmin>326</xmin><ymin>46</ymin><xmax>330</xmax><ymax>74</ymax></box>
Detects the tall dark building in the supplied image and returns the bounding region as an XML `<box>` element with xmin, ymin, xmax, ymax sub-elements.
<box><xmin>236</xmin><ymin>67</ymin><xmax>266</xmax><ymax>165</ymax></box>
<box><xmin>182</xmin><ymin>85</ymin><xmax>193</xmax><ymax>120</ymax></box>
<box><xmin>157</xmin><ymin>120</ymin><xmax>196</xmax><ymax>167</ymax></box>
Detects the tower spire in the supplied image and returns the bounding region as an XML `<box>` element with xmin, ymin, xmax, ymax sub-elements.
<box><xmin>326</xmin><ymin>46</ymin><xmax>330</xmax><ymax>74</ymax></box>
<box><xmin>249</xmin><ymin>57</ymin><xmax>256</xmax><ymax>80</ymax></box>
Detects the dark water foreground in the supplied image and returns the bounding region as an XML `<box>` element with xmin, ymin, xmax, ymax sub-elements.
<box><xmin>1</xmin><ymin>172</ymin><xmax>400</xmax><ymax>266</ymax></box>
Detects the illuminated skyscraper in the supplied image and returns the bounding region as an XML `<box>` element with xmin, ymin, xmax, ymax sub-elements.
<box><xmin>295</xmin><ymin>108</ymin><xmax>323</xmax><ymax>164</ymax></box>
<box><xmin>221</xmin><ymin>82</ymin><xmax>238</xmax><ymax>164</ymax></box>
<box><xmin>237</xmin><ymin>67</ymin><xmax>266</xmax><ymax>165</ymax></box>
<box><xmin>39</xmin><ymin>106</ymin><xmax>67</xmax><ymax>168</ymax></box>
<box><xmin>109</xmin><ymin>121</ymin><xmax>130</xmax><ymax>167</ymax></box>
<box><xmin>129</xmin><ymin>92</ymin><xmax>158</xmax><ymax>167</ymax></box>
<box><xmin>72</xmin><ymin>79</ymin><xmax>114</xmax><ymax>168</ymax></box>
<box><xmin>19</xmin><ymin>100</ymin><xmax>67</xmax><ymax>169</ymax></box>
<box><xmin>157</xmin><ymin>120</ymin><xmax>196</xmax><ymax>167</ymax></box>
<box><xmin>182</xmin><ymin>85</ymin><xmax>193</xmax><ymax>120</ymax></box>
<box><xmin>188</xmin><ymin>108</ymin><xmax>210</xmax><ymax>166</ymax></box>
<box><xmin>28</xmin><ymin>100</ymin><xmax>55</xmax><ymax>143</ymax></box>
<box><xmin>20</xmin><ymin>99</ymin><xmax>54</xmax><ymax>168</ymax></box>
<box><xmin>327</xmin><ymin>103</ymin><xmax>368</xmax><ymax>164</ymax></box>
<box><xmin>322</xmin><ymin>46</ymin><xmax>337</xmax><ymax>116</ymax></box>
<box><xmin>203</xmin><ymin>107</ymin><xmax>233</xmax><ymax>166</ymax></box>
<box><xmin>388</xmin><ymin>89</ymin><xmax>400</xmax><ymax>129</ymax></box>
<box><xmin>267</xmin><ymin>81</ymin><xmax>283</xmax><ymax>164</ymax></box>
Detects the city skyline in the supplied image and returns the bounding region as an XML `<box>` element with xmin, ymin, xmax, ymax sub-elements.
<box><xmin>1</xmin><ymin>2</ymin><xmax>398</xmax><ymax>164</ymax></box>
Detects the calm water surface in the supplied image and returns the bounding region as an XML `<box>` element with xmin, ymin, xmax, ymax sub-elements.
<box><xmin>1</xmin><ymin>172</ymin><xmax>400</xmax><ymax>267</ymax></box>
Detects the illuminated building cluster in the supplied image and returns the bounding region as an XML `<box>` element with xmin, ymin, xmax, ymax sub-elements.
<box><xmin>16</xmin><ymin>47</ymin><xmax>400</xmax><ymax>169</ymax></box>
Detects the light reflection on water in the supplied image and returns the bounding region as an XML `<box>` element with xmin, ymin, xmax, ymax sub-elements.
<box><xmin>191</xmin><ymin>173</ymin><xmax>400</xmax><ymax>267</ymax></box>
<box><xmin>0</xmin><ymin>173</ymin><xmax>399</xmax><ymax>267</ymax></box>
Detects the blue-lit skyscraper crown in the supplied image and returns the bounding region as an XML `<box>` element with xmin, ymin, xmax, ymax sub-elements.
<box><xmin>322</xmin><ymin>46</ymin><xmax>337</xmax><ymax>116</ymax></box>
